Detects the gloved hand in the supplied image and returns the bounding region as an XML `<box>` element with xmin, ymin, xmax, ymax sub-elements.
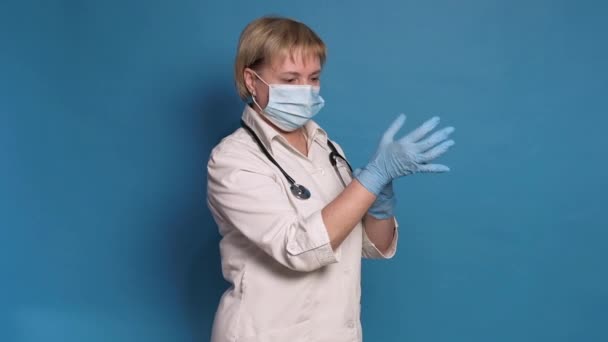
<box><xmin>353</xmin><ymin>168</ymin><xmax>396</xmax><ymax>219</ymax></box>
<box><xmin>355</xmin><ymin>114</ymin><xmax>455</xmax><ymax>196</ymax></box>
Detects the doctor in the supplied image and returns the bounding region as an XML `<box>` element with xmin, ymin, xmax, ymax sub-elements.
<box><xmin>207</xmin><ymin>16</ymin><xmax>455</xmax><ymax>342</ymax></box>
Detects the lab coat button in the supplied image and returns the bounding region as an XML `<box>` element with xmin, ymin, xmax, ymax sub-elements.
<box><xmin>346</xmin><ymin>320</ymin><xmax>355</xmax><ymax>328</ymax></box>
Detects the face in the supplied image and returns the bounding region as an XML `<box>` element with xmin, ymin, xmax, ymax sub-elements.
<box><xmin>244</xmin><ymin>51</ymin><xmax>322</xmax><ymax>111</ymax></box>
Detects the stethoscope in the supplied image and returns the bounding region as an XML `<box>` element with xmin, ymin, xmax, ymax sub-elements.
<box><xmin>241</xmin><ymin>120</ymin><xmax>353</xmax><ymax>200</ymax></box>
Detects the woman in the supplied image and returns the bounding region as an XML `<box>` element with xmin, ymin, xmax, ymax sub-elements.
<box><xmin>207</xmin><ymin>16</ymin><xmax>455</xmax><ymax>342</ymax></box>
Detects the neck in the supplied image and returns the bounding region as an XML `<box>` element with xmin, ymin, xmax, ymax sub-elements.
<box><xmin>250</xmin><ymin>104</ymin><xmax>309</xmax><ymax>156</ymax></box>
<box><xmin>280</xmin><ymin>127</ymin><xmax>309</xmax><ymax>157</ymax></box>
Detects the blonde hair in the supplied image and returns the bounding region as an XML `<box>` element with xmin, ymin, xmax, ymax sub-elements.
<box><xmin>234</xmin><ymin>16</ymin><xmax>327</xmax><ymax>100</ymax></box>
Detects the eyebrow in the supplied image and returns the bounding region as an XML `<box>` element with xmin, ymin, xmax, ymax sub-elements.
<box><xmin>279</xmin><ymin>70</ymin><xmax>322</xmax><ymax>77</ymax></box>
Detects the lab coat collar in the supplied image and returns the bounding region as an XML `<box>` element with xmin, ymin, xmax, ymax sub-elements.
<box><xmin>241</xmin><ymin>104</ymin><xmax>328</xmax><ymax>154</ymax></box>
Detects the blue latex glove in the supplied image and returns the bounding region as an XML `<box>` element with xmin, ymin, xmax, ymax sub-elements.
<box><xmin>353</xmin><ymin>168</ymin><xmax>396</xmax><ymax>219</ymax></box>
<box><xmin>355</xmin><ymin>114</ymin><xmax>455</xmax><ymax>195</ymax></box>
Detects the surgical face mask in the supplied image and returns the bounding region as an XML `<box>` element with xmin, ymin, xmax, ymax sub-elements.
<box><xmin>251</xmin><ymin>71</ymin><xmax>325</xmax><ymax>132</ymax></box>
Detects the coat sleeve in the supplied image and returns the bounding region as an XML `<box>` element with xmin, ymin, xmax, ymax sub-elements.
<box><xmin>361</xmin><ymin>218</ymin><xmax>398</xmax><ymax>259</ymax></box>
<box><xmin>207</xmin><ymin>147</ymin><xmax>338</xmax><ymax>272</ymax></box>
<box><xmin>329</xmin><ymin>139</ymin><xmax>400</xmax><ymax>260</ymax></box>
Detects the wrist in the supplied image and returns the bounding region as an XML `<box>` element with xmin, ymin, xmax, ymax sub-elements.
<box><xmin>354</xmin><ymin>167</ymin><xmax>388</xmax><ymax>196</ymax></box>
<box><xmin>368</xmin><ymin>182</ymin><xmax>396</xmax><ymax>219</ymax></box>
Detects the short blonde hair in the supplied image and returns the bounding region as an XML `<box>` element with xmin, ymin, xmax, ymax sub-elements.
<box><xmin>234</xmin><ymin>16</ymin><xmax>327</xmax><ymax>100</ymax></box>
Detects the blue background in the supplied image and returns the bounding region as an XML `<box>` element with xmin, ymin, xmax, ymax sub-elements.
<box><xmin>1</xmin><ymin>0</ymin><xmax>607</xmax><ymax>341</ymax></box>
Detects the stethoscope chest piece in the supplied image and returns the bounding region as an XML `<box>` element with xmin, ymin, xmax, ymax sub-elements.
<box><xmin>290</xmin><ymin>183</ymin><xmax>311</xmax><ymax>200</ymax></box>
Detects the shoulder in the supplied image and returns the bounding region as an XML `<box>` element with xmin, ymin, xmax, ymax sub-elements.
<box><xmin>327</xmin><ymin>137</ymin><xmax>348</xmax><ymax>158</ymax></box>
<box><xmin>207</xmin><ymin>128</ymin><xmax>273</xmax><ymax>176</ymax></box>
<box><xmin>209</xmin><ymin>128</ymin><xmax>251</xmax><ymax>158</ymax></box>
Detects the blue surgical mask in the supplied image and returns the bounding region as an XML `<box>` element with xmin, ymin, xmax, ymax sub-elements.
<box><xmin>251</xmin><ymin>72</ymin><xmax>325</xmax><ymax>132</ymax></box>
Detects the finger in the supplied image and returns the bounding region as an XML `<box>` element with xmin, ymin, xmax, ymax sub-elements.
<box><xmin>420</xmin><ymin>139</ymin><xmax>455</xmax><ymax>161</ymax></box>
<box><xmin>399</xmin><ymin>116</ymin><xmax>440</xmax><ymax>143</ymax></box>
<box><xmin>381</xmin><ymin>113</ymin><xmax>406</xmax><ymax>144</ymax></box>
<box><xmin>416</xmin><ymin>126</ymin><xmax>455</xmax><ymax>152</ymax></box>
<box><xmin>417</xmin><ymin>163</ymin><xmax>450</xmax><ymax>173</ymax></box>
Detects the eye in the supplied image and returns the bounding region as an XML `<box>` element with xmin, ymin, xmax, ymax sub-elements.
<box><xmin>283</xmin><ymin>79</ymin><xmax>296</xmax><ymax>83</ymax></box>
<box><xmin>311</xmin><ymin>77</ymin><xmax>320</xmax><ymax>82</ymax></box>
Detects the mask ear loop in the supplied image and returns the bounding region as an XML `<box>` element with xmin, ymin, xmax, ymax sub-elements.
<box><xmin>251</xmin><ymin>70</ymin><xmax>270</xmax><ymax>87</ymax></box>
<box><xmin>249</xmin><ymin>70</ymin><xmax>270</xmax><ymax>113</ymax></box>
<box><xmin>251</xmin><ymin>94</ymin><xmax>264</xmax><ymax>113</ymax></box>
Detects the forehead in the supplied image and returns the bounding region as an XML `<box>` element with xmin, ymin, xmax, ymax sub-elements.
<box><xmin>268</xmin><ymin>48</ymin><xmax>321</xmax><ymax>73</ymax></box>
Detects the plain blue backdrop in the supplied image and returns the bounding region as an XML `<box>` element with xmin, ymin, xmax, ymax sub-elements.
<box><xmin>1</xmin><ymin>0</ymin><xmax>607</xmax><ymax>341</ymax></box>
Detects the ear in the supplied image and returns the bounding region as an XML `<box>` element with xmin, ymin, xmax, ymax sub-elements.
<box><xmin>243</xmin><ymin>68</ymin><xmax>257</xmax><ymax>97</ymax></box>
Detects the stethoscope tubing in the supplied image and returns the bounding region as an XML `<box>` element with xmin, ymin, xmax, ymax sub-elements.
<box><xmin>241</xmin><ymin>120</ymin><xmax>352</xmax><ymax>200</ymax></box>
